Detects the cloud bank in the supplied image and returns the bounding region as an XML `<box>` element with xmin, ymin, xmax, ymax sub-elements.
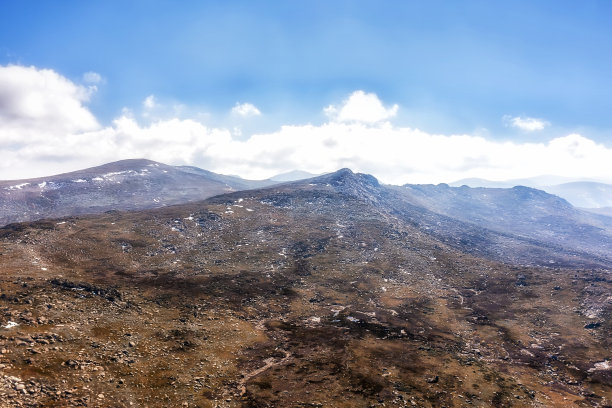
<box><xmin>1</xmin><ymin>64</ymin><xmax>612</xmax><ymax>184</ymax></box>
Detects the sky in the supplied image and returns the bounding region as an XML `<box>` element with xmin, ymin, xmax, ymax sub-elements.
<box><xmin>1</xmin><ymin>0</ymin><xmax>612</xmax><ymax>184</ymax></box>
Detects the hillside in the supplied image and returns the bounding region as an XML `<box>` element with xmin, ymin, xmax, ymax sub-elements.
<box><xmin>393</xmin><ymin>183</ymin><xmax>612</xmax><ymax>266</ymax></box>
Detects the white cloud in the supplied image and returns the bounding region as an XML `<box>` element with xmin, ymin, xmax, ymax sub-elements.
<box><xmin>201</xmin><ymin>124</ymin><xmax>612</xmax><ymax>184</ymax></box>
<box><xmin>83</xmin><ymin>71</ymin><xmax>102</xmax><ymax>84</ymax></box>
<box><xmin>0</xmin><ymin>65</ymin><xmax>99</xmax><ymax>143</ymax></box>
<box><xmin>231</xmin><ymin>102</ymin><xmax>261</xmax><ymax>117</ymax></box>
<box><xmin>503</xmin><ymin>115</ymin><xmax>549</xmax><ymax>131</ymax></box>
<box><xmin>325</xmin><ymin>90</ymin><xmax>398</xmax><ymax>124</ymax></box>
<box><xmin>143</xmin><ymin>95</ymin><xmax>157</xmax><ymax>109</ymax></box>
<box><xmin>2</xmin><ymin>65</ymin><xmax>612</xmax><ymax>185</ymax></box>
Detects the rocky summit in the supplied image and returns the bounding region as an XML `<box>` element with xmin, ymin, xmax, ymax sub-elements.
<box><xmin>0</xmin><ymin>166</ymin><xmax>610</xmax><ymax>407</ymax></box>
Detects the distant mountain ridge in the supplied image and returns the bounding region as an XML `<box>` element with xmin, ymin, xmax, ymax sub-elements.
<box><xmin>269</xmin><ymin>170</ymin><xmax>321</xmax><ymax>182</ymax></box>
<box><xmin>450</xmin><ymin>175</ymin><xmax>589</xmax><ymax>188</ymax></box>
<box><xmin>450</xmin><ymin>176</ymin><xmax>612</xmax><ymax>208</ymax></box>
<box><xmin>391</xmin><ymin>182</ymin><xmax>612</xmax><ymax>266</ymax></box>
<box><xmin>544</xmin><ymin>182</ymin><xmax>612</xmax><ymax>208</ymax></box>
<box><xmin>175</xmin><ymin>165</ymin><xmax>277</xmax><ymax>190</ymax></box>
<box><xmin>0</xmin><ymin>159</ymin><xmax>279</xmax><ymax>227</ymax></box>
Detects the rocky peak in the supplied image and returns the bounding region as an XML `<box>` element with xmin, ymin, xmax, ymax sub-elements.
<box><xmin>308</xmin><ymin>168</ymin><xmax>383</xmax><ymax>202</ymax></box>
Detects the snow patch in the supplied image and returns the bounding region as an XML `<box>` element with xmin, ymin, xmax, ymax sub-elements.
<box><xmin>3</xmin><ymin>321</ymin><xmax>18</xmax><ymax>329</ymax></box>
<box><xmin>6</xmin><ymin>183</ymin><xmax>30</xmax><ymax>190</ymax></box>
<box><xmin>102</xmin><ymin>171</ymin><xmax>126</xmax><ymax>177</ymax></box>
<box><xmin>589</xmin><ymin>360</ymin><xmax>611</xmax><ymax>372</ymax></box>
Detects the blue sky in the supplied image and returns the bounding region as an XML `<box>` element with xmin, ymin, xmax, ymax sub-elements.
<box><xmin>1</xmin><ymin>1</ymin><xmax>612</xmax><ymax>182</ymax></box>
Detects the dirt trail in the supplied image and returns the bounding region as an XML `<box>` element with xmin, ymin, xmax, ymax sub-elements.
<box><xmin>238</xmin><ymin>350</ymin><xmax>291</xmax><ymax>396</ymax></box>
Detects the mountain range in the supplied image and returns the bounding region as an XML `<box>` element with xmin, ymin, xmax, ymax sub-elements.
<box><xmin>0</xmin><ymin>161</ymin><xmax>610</xmax><ymax>407</ymax></box>
<box><xmin>3</xmin><ymin>160</ymin><xmax>611</xmax><ymax>268</ymax></box>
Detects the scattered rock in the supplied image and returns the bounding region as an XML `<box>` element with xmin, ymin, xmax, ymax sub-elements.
<box><xmin>426</xmin><ymin>375</ymin><xmax>439</xmax><ymax>384</ymax></box>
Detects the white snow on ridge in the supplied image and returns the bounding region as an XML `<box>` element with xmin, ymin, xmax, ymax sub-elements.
<box><xmin>5</xmin><ymin>183</ymin><xmax>30</xmax><ymax>190</ymax></box>
<box><xmin>72</xmin><ymin>179</ymin><xmax>87</xmax><ymax>183</ymax></box>
<box><xmin>102</xmin><ymin>171</ymin><xmax>126</xmax><ymax>177</ymax></box>
<box><xmin>94</xmin><ymin>169</ymin><xmax>153</xmax><ymax>181</ymax></box>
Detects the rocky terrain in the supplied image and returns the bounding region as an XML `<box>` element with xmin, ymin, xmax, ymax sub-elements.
<box><xmin>0</xmin><ymin>168</ymin><xmax>610</xmax><ymax>407</ymax></box>
<box><xmin>0</xmin><ymin>159</ymin><xmax>277</xmax><ymax>227</ymax></box>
